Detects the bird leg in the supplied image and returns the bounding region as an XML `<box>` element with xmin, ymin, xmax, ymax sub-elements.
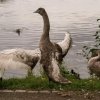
<box><xmin>27</xmin><ymin>68</ymin><xmax>33</xmax><ymax>77</ymax></box>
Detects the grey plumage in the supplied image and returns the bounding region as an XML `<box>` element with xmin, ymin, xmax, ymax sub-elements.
<box><xmin>34</xmin><ymin>8</ymin><xmax>72</xmax><ymax>84</ymax></box>
<box><xmin>88</xmin><ymin>51</ymin><xmax>100</xmax><ymax>77</ymax></box>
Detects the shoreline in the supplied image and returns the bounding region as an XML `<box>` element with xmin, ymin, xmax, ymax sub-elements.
<box><xmin>0</xmin><ymin>90</ymin><xmax>100</xmax><ymax>100</ymax></box>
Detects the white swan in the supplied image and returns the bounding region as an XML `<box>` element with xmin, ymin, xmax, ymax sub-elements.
<box><xmin>0</xmin><ymin>48</ymin><xmax>40</xmax><ymax>80</ymax></box>
<box><xmin>34</xmin><ymin>8</ymin><xmax>72</xmax><ymax>84</ymax></box>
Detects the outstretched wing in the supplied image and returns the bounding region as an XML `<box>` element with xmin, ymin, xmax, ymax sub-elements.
<box><xmin>57</xmin><ymin>32</ymin><xmax>72</xmax><ymax>58</ymax></box>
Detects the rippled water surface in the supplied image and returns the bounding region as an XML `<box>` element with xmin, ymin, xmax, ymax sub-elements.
<box><xmin>0</xmin><ymin>0</ymin><xmax>100</xmax><ymax>78</ymax></box>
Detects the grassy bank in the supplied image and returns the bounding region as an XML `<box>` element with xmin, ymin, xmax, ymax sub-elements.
<box><xmin>0</xmin><ymin>73</ymin><xmax>100</xmax><ymax>91</ymax></box>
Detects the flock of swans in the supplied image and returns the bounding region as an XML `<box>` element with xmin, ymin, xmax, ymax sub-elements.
<box><xmin>0</xmin><ymin>8</ymin><xmax>100</xmax><ymax>83</ymax></box>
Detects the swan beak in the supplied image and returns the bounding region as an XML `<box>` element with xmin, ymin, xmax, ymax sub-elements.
<box><xmin>33</xmin><ymin>11</ymin><xmax>36</xmax><ymax>13</ymax></box>
<box><xmin>33</xmin><ymin>11</ymin><xmax>37</xmax><ymax>13</ymax></box>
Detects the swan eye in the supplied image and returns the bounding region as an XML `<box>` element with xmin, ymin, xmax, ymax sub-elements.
<box><xmin>35</xmin><ymin>8</ymin><xmax>45</xmax><ymax>15</ymax></box>
<box><xmin>38</xmin><ymin>9</ymin><xmax>44</xmax><ymax>15</ymax></box>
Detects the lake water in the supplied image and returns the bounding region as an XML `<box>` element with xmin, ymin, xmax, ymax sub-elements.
<box><xmin>0</xmin><ymin>0</ymin><xmax>100</xmax><ymax>79</ymax></box>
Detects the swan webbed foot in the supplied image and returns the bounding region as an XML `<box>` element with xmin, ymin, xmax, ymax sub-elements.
<box><xmin>59</xmin><ymin>79</ymin><xmax>72</xmax><ymax>84</ymax></box>
<box><xmin>48</xmin><ymin>77</ymin><xmax>72</xmax><ymax>85</ymax></box>
<box><xmin>51</xmin><ymin>77</ymin><xmax>72</xmax><ymax>85</ymax></box>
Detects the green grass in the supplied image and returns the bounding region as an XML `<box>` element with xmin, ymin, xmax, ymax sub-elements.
<box><xmin>0</xmin><ymin>73</ymin><xmax>100</xmax><ymax>91</ymax></box>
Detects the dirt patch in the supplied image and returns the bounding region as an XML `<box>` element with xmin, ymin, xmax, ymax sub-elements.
<box><xmin>0</xmin><ymin>91</ymin><xmax>100</xmax><ymax>100</ymax></box>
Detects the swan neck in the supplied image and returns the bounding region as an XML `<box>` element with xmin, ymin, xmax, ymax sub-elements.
<box><xmin>41</xmin><ymin>13</ymin><xmax>50</xmax><ymax>41</ymax></box>
<box><xmin>89</xmin><ymin>55</ymin><xmax>100</xmax><ymax>63</ymax></box>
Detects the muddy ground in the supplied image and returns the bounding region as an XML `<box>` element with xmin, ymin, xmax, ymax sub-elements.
<box><xmin>0</xmin><ymin>91</ymin><xmax>100</xmax><ymax>100</ymax></box>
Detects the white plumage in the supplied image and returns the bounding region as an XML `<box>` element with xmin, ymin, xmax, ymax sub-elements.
<box><xmin>58</xmin><ymin>32</ymin><xmax>72</xmax><ymax>56</ymax></box>
<box><xmin>0</xmin><ymin>48</ymin><xmax>40</xmax><ymax>79</ymax></box>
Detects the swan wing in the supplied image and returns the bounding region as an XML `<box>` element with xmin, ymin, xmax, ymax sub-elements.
<box><xmin>0</xmin><ymin>48</ymin><xmax>40</xmax><ymax>67</ymax></box>
<box><xmin>43</xmin><ymin>57</ymin><xmax>71</xmax><ymax>84</ymax></box>
<box><xmin>57</xmin><ymin>32</ymin><xmax>72</xmax><ymax>57</ymax></box>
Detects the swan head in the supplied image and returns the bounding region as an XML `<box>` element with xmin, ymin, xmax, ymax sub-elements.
<box><xmin>34</xmin><ymin>8</ymin><xmax>46</xmax><ymax>16</ymax></box>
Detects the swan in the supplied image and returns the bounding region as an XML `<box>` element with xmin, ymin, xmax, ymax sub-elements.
<box><xmin>88</xmin><ymin>51</ymin><xmax>100</xmax><ymax>78</ymax></box>
<box><xmin>0</xmin><ymin>48</ymin><xmax>40</xmax><ymax>80</ymax></box>
<box><xmin>34</xmin><ymin>8</ymin><xmax>72</xmax><ymax>84</ymax></box>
